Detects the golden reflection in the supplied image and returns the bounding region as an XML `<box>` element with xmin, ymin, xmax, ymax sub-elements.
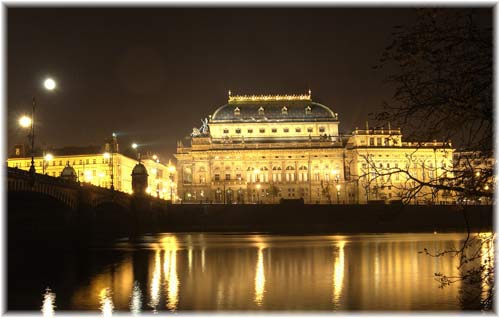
<box><xmin>41</xmin><ymin>288</ymin><xmax>56</xmax><ymax>318</ymax></box>
<box><xmin>188</xmin><ymin>248</ymin><xmax>193</xmax><ymax>273</ymax></box>
<box><xmin>254</xmin><ymin>246</ymin><xmax>266</xmax><ymax>306</ymax></box>
<box><xmin>149</xmin><ymin>247</ymin><xmax>161</xmax><ymax>312</ymax></box>
<box><xmin>130</xmin><ymin>281</ymin><xmax>142</xmax><ymax>315</ymax></box>
<box><xmin>479</xmin><ymin>232</ymin><xmax>495</xmax><ymax>304</ymax></box>
<box><xmin>332</xmin><ymin>241</ymin><xmax>345</xmax><ymax>307</ymax></box>
<box><xmin>99</xmin><ymin>288</ymin><xmax>114</xmax><ymax>318</ymax></box>
<box><xmin>162</xmin><ymin>235</ymin><xmax>179</xmax><ymax>311</ymax></box>
<box><xmin>201</xmin><ymin>247</ymin><xmax>206</xmax><ymax>272</ymax></box>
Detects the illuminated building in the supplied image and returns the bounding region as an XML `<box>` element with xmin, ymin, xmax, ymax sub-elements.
<box><xmin>7</xmin><ymin>136</ymin><xmax>177</xmax><ymax>200</ymax></box>
<box><xmin>175</xmin><ymin>91</ymin><xmax>454</xmax><ymax>204</ymax></box>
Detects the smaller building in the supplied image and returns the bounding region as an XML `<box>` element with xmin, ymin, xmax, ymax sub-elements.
<box><xmin>7</xmin><ymin>137</ymin><xmax>177</xmax><ymax>201</ymax></box>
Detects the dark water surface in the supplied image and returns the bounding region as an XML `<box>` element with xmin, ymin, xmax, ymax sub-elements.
<box><xmin>8</xmin><ymin>233</ymin><xmax>493</xmax><ymax>312</ymax></box>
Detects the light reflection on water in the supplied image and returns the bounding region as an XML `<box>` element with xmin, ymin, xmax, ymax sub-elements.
<box><xmin>41</xmin><ymin>288</ymin><xmax>55</xmax><ymax>318</ymax></box>
<box><xmin>37</xmin><ymin>233</ymin><xmax>494</xmax><ymax>312</ymax></box>
<box><xmin>99</xmin><ymin>288</ymin><xmax>114</xmax><ymax>318</ymax></box>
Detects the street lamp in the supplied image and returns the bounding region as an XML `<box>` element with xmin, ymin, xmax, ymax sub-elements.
<box><xmin>168</xmin><ymin>165</ymin><xmax>176</xmax><ymax>202</ymax></box>
<box><xmin>103</xmin><ymin>152</ymin><xmax>114</xmax><ymax>190</ymax></box>
<box><xmin>43</xmin><ymin>153</ymin><xmax>53</xmax><ymax>174</ymax></box>
<box><xmin>19</xmin><ymin>77</ymin><xmax>57</xmax><ymax>177</ymax></box>
<box><xmin>18</xmin><ymin>116</ymin><xmax>32</xmax><ymax>128</ymax></box>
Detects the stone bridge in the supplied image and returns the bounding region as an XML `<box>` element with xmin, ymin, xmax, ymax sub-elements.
<box><xmin>7</xmin><ymin>167</ymin><xmax>137</xmax><ymax>210</ymax></box>
<box><xmin>7</xmin><ymin>167</ymin><xmax>169</xmax><ymax>238</ymax></box>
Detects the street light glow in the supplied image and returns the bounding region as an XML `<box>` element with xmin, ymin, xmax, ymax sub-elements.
<box><xmin>132</xmin><ymin>143</ymin><xmax>138</xmax><ymax>149</ymax></box>
<box><xmin>103</xmin><ymin>152</ymin><xmax>111</xmax><ymax>159</ymax></box>
<box><xmin>19</xmin><ymin>115</ymin><xmax>32</xmax><ymax>128</ymax></box>
<box><xmin>44</xmin><ymin>78</ymin><xmax>56</xmax><ymax>90</ymax></box>
<box><xmin>44</xmin><ymin>153</ymin><xmax>54</xmax><ymax>161</ymax></box>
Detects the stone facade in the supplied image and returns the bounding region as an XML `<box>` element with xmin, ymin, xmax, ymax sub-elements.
<box><xmin>175</xmin><ymin>92</ymin><xmax>455</xmax><ymax>204</ymax></box>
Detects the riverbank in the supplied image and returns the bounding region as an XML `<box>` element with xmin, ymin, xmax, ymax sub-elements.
<box><xmin>8</xmin><ymin>191</ymin><xmax>493</xmax><ymax>243</ymax></box>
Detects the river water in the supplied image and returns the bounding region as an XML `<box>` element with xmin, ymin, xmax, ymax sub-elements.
<box><xmin>8</xmin><ymin>233</ymin><xmax>494</xmax><ymax>312</ymax></box>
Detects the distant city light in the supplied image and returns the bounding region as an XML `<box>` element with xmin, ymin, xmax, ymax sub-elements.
<box><xmin>112</xmin><ymin>132</ymin><xmax>117</xmax><ymax>137</ymax></box>
<box><xmin>18</xmin><ymin>115</ymin><xmax>32</xmax><ymax>128</ymax></box>
<box><xmin>44</xmin><ymin>78</ymin><xmax>56</xmax><ymax>90</ymax></box>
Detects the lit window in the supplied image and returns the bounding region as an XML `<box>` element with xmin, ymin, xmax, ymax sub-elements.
<box><xmin>370</xmin><ymin>138</ymin><xmax>374</xmax><ymax>146</ymax></box>
<box><xmin>377</xmin><ymin>138</ymin><xmax>382</xmax><ymax>146</ymax></box>
<box><xmin>214</xmin><ymin>174</ymin><xmax>220</xmax><ymax>181</ymax></box>
<box><xmin>258</xmin><ymin>107</ymin><xmax>264</xmax><ymax>115</ymax></box>
<box><xmin>225</xmin><ymin>173</ymin><xmax>230</xmax><ymax>181</ymax></box>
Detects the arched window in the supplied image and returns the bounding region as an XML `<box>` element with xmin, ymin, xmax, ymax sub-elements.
<box><xmin>282</xmin><ymin>106</ymin><xmax>288</xmax><ymax>115</ymax></box>
<box><xmin>258</xmin><ymin>106</ymin><xmax>264</xmax><ymax>115</ymax></box>
<box><xmin>305</xmin><ymin>106</ymin><xmax>312</xmax><ymax>115</ymax></box>
<box><xmin>234</xmin><ymin>107</ymin><xmax>240</xmax><ymax>116</ymax></box>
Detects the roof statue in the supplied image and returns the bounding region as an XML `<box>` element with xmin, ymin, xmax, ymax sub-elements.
<box><xmin>191</xmin><ymin>118</ymin><xmax>210</xmax><ymax>137</ymax></box>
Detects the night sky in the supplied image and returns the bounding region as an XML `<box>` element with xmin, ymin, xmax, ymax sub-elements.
<box><xmin>8</xmin><ymin>7</ymin><xmax>428</xmax><ymax>161</ymax></box>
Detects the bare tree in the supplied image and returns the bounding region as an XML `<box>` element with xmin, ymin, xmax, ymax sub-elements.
<box><xmin>371</xmin><ymin>8</ymin><xmax>494</xmax><ymax>310</ymax></box>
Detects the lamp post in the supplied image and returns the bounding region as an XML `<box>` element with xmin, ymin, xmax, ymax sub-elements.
<box><xmin>18</xmin><ymin>78</ymin><xmax>56</xmax><ymax>178</ymax></box>
<box><xmin>43</xmin><ymin>153</ymin><xmax>53</xmax><ymax>174</ymax></box>
<box><xmin>168</xmin><ymin>165</ymin><xmax>176</xmax><ymax>203</ymax></box>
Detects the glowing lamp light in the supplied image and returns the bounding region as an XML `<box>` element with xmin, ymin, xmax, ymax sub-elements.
<box><xmin>256</xmin><ymin>184</ymin><xmax>261</xmax><ymax>190</ymax></box>
<box><xmin>476</xmin><ymin>171</ymin><xmax>481</xmax><ymax>177</ymax></box>
<box><xmin>152</xmin><ymin>154</ymin><xmax>158</xmax><ymax>160</ymax></box>
<box><xmin>19</xmin><ymin>115</ymin><xmax>32</xmax><ymax>128</ymax></box>
<box><xmin>168</xmin><ymin>166</ymin><xmax>176</xmax><ymax>173</ymax></box>
<box><xmin>132</xmin><ymin>143</ymin><xmax>138</xmax><ymax>149</ymax></box>
<box><xmin>103</xmin><ymin>152</ymin><xmax>111</xmax><ymax>159</ymax></box>
<box><xmin>484</xmin><ymin>185</ymin><xmax>490</xmax><ymax>191</ymax></box>
<box><xmin>146</xmin><ymin>187</ymin><xmax>151</xmax><ymax>194</ymax></box>
<box><xmin>254</xmin><ymin>168</ymin><xmax>260</xmax><ymax>174</ymax></box>
<box><xmin>44</xmin><ymin>153</ymin><xmax>54</xmax><ymax>161</ymax></box>
<box><xmin>336</xmin><ymin>184</ymin><xmax>341</xmax><ymax>191</ymax></box>
<box><xmin>43</xmin><ymin>78</ymin><xmax>56</xmax><ymax>90</ymax></box>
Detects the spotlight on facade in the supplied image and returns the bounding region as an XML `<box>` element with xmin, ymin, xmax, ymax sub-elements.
<box><xmin>44</xmin><ymin>153</ymin><xmax>54</xmax><ymax>161</ymax></box>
